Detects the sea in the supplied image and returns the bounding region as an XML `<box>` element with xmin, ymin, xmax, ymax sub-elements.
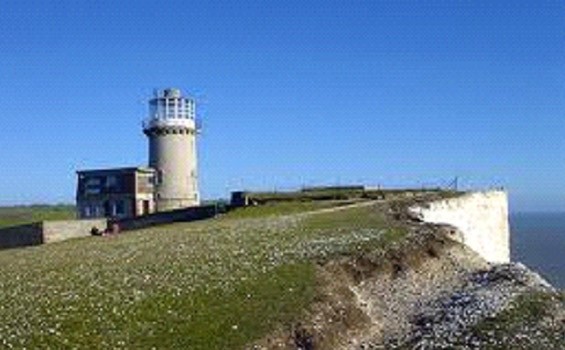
<box><xmin>510</xmin><ymin>212</ymin><xmax>565</xmax><ymax>289</ymax></box>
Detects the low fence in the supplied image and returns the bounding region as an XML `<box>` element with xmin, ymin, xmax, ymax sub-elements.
<box><xmin>114</xmin><ymin>205</ymin><xmax>218</xmax><ymax>231</ymax></box>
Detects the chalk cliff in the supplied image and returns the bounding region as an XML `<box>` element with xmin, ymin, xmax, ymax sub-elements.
<box><xmin>408</xmin><ymin>190</ymin><xmax>510</xmax><ymax>264</ymax></box>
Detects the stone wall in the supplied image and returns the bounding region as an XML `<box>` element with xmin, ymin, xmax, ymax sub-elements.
<box><xmin>0</xmin><ymin>223</ymin><xmax>44</xmax><ymax>249</ymax></box>
<box><xmin>409</xmin><ymin>190</ymin><xmax>510</xmax><ymax>263</ymax></box>
<box><xmin>42</xmin><ymin>219</ymin><xmax>107</xmax><ymax>244</ymax></box>
<box><xmin>0</xmin><ymin>219</ymin><xmax>106</xmax><ymax>249</ymax></box>
<box><xmin>115</xmin><ymin>205</ymin><xmax>217</xmax><ymax>231</ymax></box>
<box><xmin>0</xmin><ymin>205</ymin><xmax>218</xmax><ymax>250</ymax></box>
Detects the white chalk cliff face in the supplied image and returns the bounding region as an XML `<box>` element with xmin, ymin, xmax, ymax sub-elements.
<box><xmin>409</xmin><ymin>190</ymin><xmax>510</xmax><ymax>264</ymax></box>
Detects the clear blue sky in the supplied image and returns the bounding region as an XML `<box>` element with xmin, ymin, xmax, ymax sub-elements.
<box><xmin>0</xmin><ymin>0</ymin><xmax>563</xmax><ymax>211</ymax></box>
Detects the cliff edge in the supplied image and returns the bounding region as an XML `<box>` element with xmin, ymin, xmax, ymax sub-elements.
<box><xmin>254</xmin><ymin>191</ymin><xmax>564</xmax><ymax>349</ymax></box>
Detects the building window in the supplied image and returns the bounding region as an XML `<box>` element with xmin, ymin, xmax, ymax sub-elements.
<box><xmin>94</xmin><ymin>205</ymin><xmax>101</xmax><ymax>217</ymax></box>
<box><xmin>115</xmin><ymin>200</ymin><xmax>125</xmax><ymax>216</ymax></box>
<box><xmin>85</xmin><ymin>177</ymin><xmax>101</xmax><ymax>195</ymax></box>
<box><xmin>105</xmin><ymin>175</ymin><xmax>123</xmax><ymax>192</ymax></box>
<box><xmin>106</xmin><ymin>175</ymin><xmax>118</xmax><ymax>188</ymax></box>
<box><xmin>85</xmin><ymin>204</ymin><xmax>100</xmax><ymax>218</ymax></box>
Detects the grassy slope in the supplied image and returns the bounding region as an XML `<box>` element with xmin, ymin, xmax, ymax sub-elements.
<box><xmin>0</xmin><ymin>205</ymin><xmax>75</xmax><ymax>228</ymax></box>
<box><xmin>0</xmin><ymin>201</ymin><xmax>406</xmax><ymax>349</ymax></box>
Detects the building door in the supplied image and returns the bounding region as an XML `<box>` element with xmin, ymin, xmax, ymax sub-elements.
<box><xmin>142</xmin><ymin>200</ymin><xmax>150</xmax><ymax>215</ymax></box>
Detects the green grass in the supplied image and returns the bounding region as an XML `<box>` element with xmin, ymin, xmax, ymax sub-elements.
<box><xmin>25</xmin><ymin>262</ymin><xmax>315</xmax><ymax>349</ymax></box>
<box><xmin>131</xmin><ymin>263</ymin><xmax>314</xmax><ymax>349</ymax></box>
<box><xmin>0</xmin><ymin>201</ymin><xmax>406</xmax><ymax>349</ymax></box>
<box><xmin>302</xmin><ymin>204</ymin><xmax>386</xmax><ymax>230</ymax></box>
<box><xmin>0</xmin><ymin>205</ymin><xmax>75</xmax><ymax>228</ymax></box>
<box><xmin>301</xmin><ymin>204</ymin><xmax>408</xmax><ymax>257</ymax></box>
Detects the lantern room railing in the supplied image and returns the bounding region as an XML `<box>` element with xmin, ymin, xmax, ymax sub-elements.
<box><xmin>143</xmin><ymin>88</ymin><xmax>198</xmax><ymax>130</ymax></box>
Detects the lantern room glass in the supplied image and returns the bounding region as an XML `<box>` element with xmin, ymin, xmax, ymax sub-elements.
<box><xmin>148</xmin><ymin>92</ymin><xmax>195</xmax><ymax>121</ymax></box>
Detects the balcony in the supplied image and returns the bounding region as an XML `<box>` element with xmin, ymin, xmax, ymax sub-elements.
<box><xmin>142</xmin><ymin>116</ymin><xmax>197</xmax><ymax>131</ymax></box>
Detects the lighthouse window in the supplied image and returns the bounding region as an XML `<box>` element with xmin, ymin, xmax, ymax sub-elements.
<box><xmin>156</xmin><ymin>170</ymin><xmax>164</xmax><ymax>185</ymax></box>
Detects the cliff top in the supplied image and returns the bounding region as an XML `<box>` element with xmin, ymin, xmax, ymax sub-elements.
<box><xmin>0</xmin><ymin>195</ymin><xmax>561</xmax><ymax>349</ymax></box>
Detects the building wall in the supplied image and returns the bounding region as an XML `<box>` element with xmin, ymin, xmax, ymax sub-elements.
<box><xmin>136</xmin><ymin>172</ymin><xmax>154</xmax><ymax>193</ymax></box>
<box><xmin>409</xmin><ymin>190</ymin><xmax>510</xmax><ymax>263</ymax></box>
<box><xmin>134</xmin><ymin>193</ymin><xmax>155</xmax><ymax>216</ymax></box>
<box><xmin>134</xmin><ymin>172</ymin><xmax>155</xmax><ymax>216</ymax></box>
<box><xmin>148</xmin><ymin>128</ymin><xmax>199</xmax><ymax>211</ymax></box>
<box><xmin>76</xmin><ymin>171</ymin><xmax>136</xmax><ymax>197</ymax></box>
<box><xmin>77</xmin><ymin>168</ymin><xmax>156</xmax><ymax>219</ymax></box>
<box><xmin>77</xmin><ymin>196</ymin><xmax>135</xmax><ymax>219</ymax></box>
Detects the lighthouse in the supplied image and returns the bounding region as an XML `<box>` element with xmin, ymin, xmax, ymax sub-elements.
<box><xmin>143</xmin><ymin>88</ymin><xmax>200</xmax><ymax>211</ymax></box>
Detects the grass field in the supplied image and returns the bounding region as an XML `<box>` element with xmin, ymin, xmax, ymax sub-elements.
<box><xmin>0</xmin><ymin>205</ymin><xmax>75</xmax><ymax>228</ymax></box>
<box><xmin>0</xmin><ymin>200</ymin><xmax>404</xmax><ymax>349</ymax></box>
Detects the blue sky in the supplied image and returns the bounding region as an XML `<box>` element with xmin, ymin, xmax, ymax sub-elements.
<box><xmin>0</xmin><ymin>0</ymin><xmax>563</xmax><ymax>211</ymax></box>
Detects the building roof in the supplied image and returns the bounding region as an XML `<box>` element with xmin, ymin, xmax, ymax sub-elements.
<box><xmin>76</xmin><ymin>166</ymin><xmax>156</xmax><ymax>175</ymax></box>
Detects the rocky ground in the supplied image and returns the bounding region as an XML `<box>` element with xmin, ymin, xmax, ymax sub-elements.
<box><xmin>386</xmin><ymin>263</ymin><xmax>564</xmax><ymax>349</ymax></box>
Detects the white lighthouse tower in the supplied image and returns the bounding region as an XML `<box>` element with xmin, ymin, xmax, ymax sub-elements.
<box><xmin>143</xmin><ymin>88</ymin><xmax>200</xmax><ymax>211</ymax></box>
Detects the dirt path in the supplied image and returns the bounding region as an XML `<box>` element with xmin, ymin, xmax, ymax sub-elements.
<box><xmin>296</xmin><ymin>200</ymin><xmax>380</xmax><ymax>217</ymax></box>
